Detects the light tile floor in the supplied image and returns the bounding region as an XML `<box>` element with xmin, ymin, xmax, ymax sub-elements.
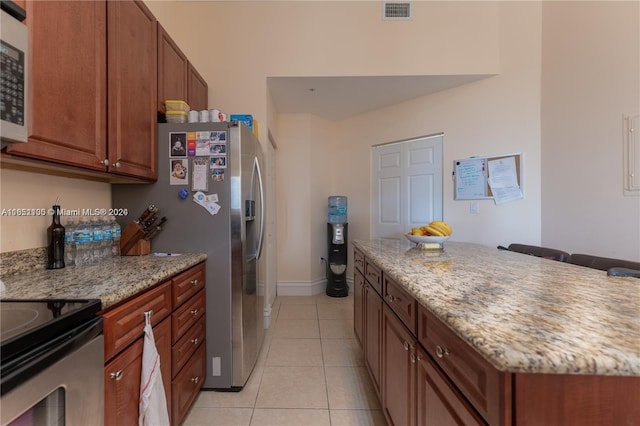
<box><xmin>182</xmin><ymin>293</ymin><xmax>388</xmax><ymax>426</ymax></box>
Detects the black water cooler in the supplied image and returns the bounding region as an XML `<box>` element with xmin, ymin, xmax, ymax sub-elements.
<box><xmin>326</xmin><ymin>223</ymin><xmax>348</xmax><ymax>297</ymax></box>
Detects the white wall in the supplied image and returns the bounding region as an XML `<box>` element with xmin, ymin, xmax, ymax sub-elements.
<box><xmin>541</xmin><ymin>1</ymin><xmax>640</xmax><ymax>260</ymax></box>
<box><xmin>0</xmin><ymin>168</ymin><xmax>111</xmax><ymax>251</ymax></box>
<box><xmin>331</xmin><ymin>2</ymin><xmax>542</xmax><ymax>271</ymax></box>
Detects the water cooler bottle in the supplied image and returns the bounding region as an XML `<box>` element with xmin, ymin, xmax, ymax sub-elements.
<box><xmin>326</xmin><ymin>196</ymin><xmax>348</xmax><ymax>297</ymax></box>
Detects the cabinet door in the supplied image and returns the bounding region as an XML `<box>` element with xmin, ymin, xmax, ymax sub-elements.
<box><xmin>157</xmin><ymin>23</ymin><xmax>188</xmax><ymax>112</ymax></box>
<box><xmin>382</xmin><ymin>305</ymin><xmax>416</xmax><ymax>426</ymax></box>
<box><xmin>365</xmin><ymin>284</ymin><xmax>382</xmax><ymax>396</ymax></box>
<box><xmin>353</xmin><ymin>268</ymin><xmax>365</xmax><ymax>346</ymax></box>
<box><xmin>187</xmin><ymin>62</ymin><xmax>208</xmax><ymax>111</ymax></box>
<box><xmin>107</xmin><ymin>0</ymin><xmax>157</xmax><ymax>180</ymax></box>
<box><xmin>416</xmin><ymin>346</ymin><xmax>485</xmax><ymax>426</ymax></box>
<box><xmin>104</xmin><ymin>317</ymin><xmax>172</xmax><ymax>426</ymax></box>
<box><xmin>7</xmin><ymin>1</ymin><xmax>108</xmax><ymax>171</ymax></box>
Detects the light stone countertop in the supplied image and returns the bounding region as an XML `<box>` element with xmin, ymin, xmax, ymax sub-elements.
<box><xmin>353</xmin><ymin>239</ymin><xmax>640</xmax><ymax>377</ymax></box>
<box><xmin>0</xmin><ymin>250</ymin><xmax>207</xmax><ymax>309</ymax></box>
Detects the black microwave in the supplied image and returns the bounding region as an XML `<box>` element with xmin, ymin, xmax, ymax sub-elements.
<box><xmin>1</xmin><ymin>1</ymin><xmax>28</xmax><ymax>145</ymax></box>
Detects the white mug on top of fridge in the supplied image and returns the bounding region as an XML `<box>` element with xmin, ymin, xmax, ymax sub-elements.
<box><xmin>199</xmin><ymin>110</ymin><xmax>210</xmax><ymax>123</ymax></box>
<box><xmin>188</xmin><ymin>110</ymin><xmax>199</xmax><ymax>123</ymax></box>
<box><xmin>210</xmin><ymin>109</ymin><xmax>227</xmax><ymax>122</ymax></box>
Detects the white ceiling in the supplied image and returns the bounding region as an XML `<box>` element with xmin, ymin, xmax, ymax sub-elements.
<box><xmin>267</xmin><ymin>74</ymin><xmax>493</xmax><ymax>121</ymax></box>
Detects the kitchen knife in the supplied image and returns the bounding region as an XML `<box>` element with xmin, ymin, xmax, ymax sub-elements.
<box><xmin>136</xmin><ymin>205</ymin><xmax>157</xmax><ymax>225</ymax></box>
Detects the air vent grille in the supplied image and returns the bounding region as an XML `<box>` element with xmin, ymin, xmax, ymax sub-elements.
<box><xmin>383</xmin><ymin>2</ymin><xmax>412</xmax><ymax>20</ymax></box>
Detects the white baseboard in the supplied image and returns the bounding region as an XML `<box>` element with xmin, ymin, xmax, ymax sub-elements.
<box><xmin>276</xmin><ymin>277</ymin><xmax>353</xmax><ymax>296</ymax></box>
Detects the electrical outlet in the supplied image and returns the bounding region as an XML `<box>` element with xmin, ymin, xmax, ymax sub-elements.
<box><xmin>319</xmin><ymin>257</ymin><xmax>325</xmax><ymax>265</ymax></box>
<box><xmin>211</xmin><ymin>357</ymin><xmax>221</xmax><ymax>376</ymax></box>
<box><xmin>470</xmin><ymin>201</ymin><xmax>479</xmax><ymax>214</ymax></box>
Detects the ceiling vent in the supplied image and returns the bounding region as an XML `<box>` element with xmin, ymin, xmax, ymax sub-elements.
<box><xmin>383</xmin><ymin>1</ymin><xmax>412</xmax><ymax>20</ymax></box>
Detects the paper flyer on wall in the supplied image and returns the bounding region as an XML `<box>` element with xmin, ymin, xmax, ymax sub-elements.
<box><xmin>487</xmin><ymin>156</ymin><xmax>523</xmax><ymax>204</ymax></box>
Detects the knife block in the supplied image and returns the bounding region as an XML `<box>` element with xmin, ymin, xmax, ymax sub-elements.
<box><xmin>120</xmin><ymin>221</ymin><xmax>151</xmax><ymax>256</ymax></box>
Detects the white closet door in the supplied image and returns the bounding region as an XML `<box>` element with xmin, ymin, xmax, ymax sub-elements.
<box><xmin>372</xmin><ymin>135</ymin><xmax>443</xmax><ymax>239</ymax></box>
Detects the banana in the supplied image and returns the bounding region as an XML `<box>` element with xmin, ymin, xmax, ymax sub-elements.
<box><xmin>429</xmin><ymin>221</ymin><xmax>452</xmax><ymax>236</ymax></box>
<box><xmin>424</xmin><ymin>225</ymin><xmax>445</xmax><ymax>236</ymax></box>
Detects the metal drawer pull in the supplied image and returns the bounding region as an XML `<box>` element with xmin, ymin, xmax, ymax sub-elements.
<box><xmin>403</xmin><ymin>341</ymin><xmax>410</xmax><ymax>351</ymax></box>
<box><xmin>112</xmin><ymin>161</ymin><xmax>121</xmax><ymax>169</ymax></box>
<box><xmin>190</xmin><ymin>279</ymin><xmax>199</xmax><ymax>286</ymax></box>
<box><xmin>144</xmin><ymin>310</ymin><xmax>153</xmax><ymax>324</ymax></box>
<box><xmin>388</xmin><ymin>295</ymin><xmax>396</xmax><ymax>302</ymax></box>
<box><xmin>435</xmin><ymin>345</ymin><xmax>450</xmax><ymax>358</ymax></box>
<box><xmin>191</xmin><ymin>308</ymin><xmax>199</xmax><ymax>316</ymax></box>
<box><xmin>110</xmin><ymin>370</ymin><xmax>124</xmax><ymax>381</ymax></box>
<box><xmin>191</xmin><ymin>377</ymin><xmax>200</xmax><ymax>384</ymax></box>
<box><xmin>191</xmin><ymin>337</ymin><xmax>199</xmax><ymax>345</ymax></box>
<box><xmin>410</xmin><ymin>353</ymin><xmax>416</xmax><ymax>363</ymax></box>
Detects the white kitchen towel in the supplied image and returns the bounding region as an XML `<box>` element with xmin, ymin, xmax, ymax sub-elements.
<box><xmin>139</xmin><ymin>319</ymin><xmax>170</xmax><ymax>426</ymax></box>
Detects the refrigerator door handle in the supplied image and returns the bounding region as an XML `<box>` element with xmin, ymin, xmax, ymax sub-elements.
<box><xmin>255</xmin><ymin>156</ymin><xmax>265</xmax><ymax>260</ymax></box>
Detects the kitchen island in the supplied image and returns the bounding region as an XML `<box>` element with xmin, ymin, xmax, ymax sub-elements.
<box><xmin>353</xmin><ymin>239</ymin><xmax>639</xmax><ymax>425</ymax></box>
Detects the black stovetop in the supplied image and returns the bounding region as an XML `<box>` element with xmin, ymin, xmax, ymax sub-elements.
<box><xmin>0</xmin><ymin>299</ymin><xmax>102</xmax><ymax>358</ymax></box>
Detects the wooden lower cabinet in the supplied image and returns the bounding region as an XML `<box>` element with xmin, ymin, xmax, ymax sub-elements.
<box><xmin>172</xmin><ymin>343</ymin><xmax>206</xmax><ymax>425</ymax></box>
<box><xmin>103</xmin><ymin>262</ymin><xmax>206</xmax><ymax>425</ymax></box>
<box><xmin>354</xmin><ymin>268</ymin><xmax>365</xmax><ymax>346</ymax></box>
<box><xmin>364</xmin><ymin>283</ymin><xmax>382</xmax><ymax>396</ymax></box>
<box><xmin>105</xmin><ymin>316</ymin><xmax>172</xmax><ymax>426</ymax></box>
<box><xmin>417</xmin><ymin>345</ymin><xmax>485</xmax><ymax>425</ymax></box>
<box><xmin>382</xmin><ymin>305</ymin><xmax>416</xmax><ymax>426</ymax></box>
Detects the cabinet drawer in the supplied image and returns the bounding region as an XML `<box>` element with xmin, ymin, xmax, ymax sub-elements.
<box><xmin>354</xmin><ymin>248</ymin><xmax>365</xmax><ymax>274</ymax></box>
<box><xmin>172</xmin><ymin>343</ymin><xmax>205</xmax><ymax>426</ymax></box>
<box><xmin>172</xmin><ymin>262</ymin><xmax>205</xmax><ymax>309</ymax></box>
<box><xmin>365</xmin><ymin>259</ymin><xmax>382</xmax><ymax>294</ymax></box>
<box><xmin>418</xmin><ymin>306</ymin><xmax>510</xmax><ymax>426</ymax></box>
<box><xmin>172</xmin><ymin>315</ymin><xmax>205</xmax><ymax>379</ymax></box>
<box><xmin>383</xmin><ymin>275</ymin><xmax>417</xmax><ymax>335</ymax></box>
<box><xmin>417</xmin><ymin>345</ymin><xmax>486</xmax><ymax>426</ymax></box>
<box><xmin>172</xmin><ymin>289</ymin><xmax>205</xmax><ymax>344</ymax></box>
<box><xmin>102</xmin><ymin>281</ymin><xmax>172</xmax><ymax>361</ymax></box>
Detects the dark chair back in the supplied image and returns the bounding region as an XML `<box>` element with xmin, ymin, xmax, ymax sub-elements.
<box><xmin>507</xmin><ymin>243</ymin><xmax>570</xmax><ymax>262</ymax></box>
<box><xmin>568</xmin><ymin>254</ymin><xmax>640</xmax><ymax>271</ymax></box>
<box><xmin>607</xmin><ymin>267</ymin><xmax>640</xmax><ymax>278</ymax></box>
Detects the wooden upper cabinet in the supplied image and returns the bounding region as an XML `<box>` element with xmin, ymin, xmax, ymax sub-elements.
<box><xmin>7</xmin><ymin>0</ymin><xmax>157</xmax><ymax>181</ymax></box>
<box><xmin>107</xmin><ymin>0</ymin><xmax>157</xmax><ymax>180</ymax></box>
<box><xmin>7</xmin><ymin>1</ymin><xmax>108</xmax><ymax>171</ymax></box>
<box><xmin>187</xmin><ymin>62</ymin><xmax>208</xmax><ymax>111</ymax></box>
<box><xmin>157</xmin><ymin>23</ymin><xmax>188</xmax><ymax>112</ymax></box>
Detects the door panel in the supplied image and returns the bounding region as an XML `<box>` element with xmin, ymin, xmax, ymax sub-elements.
<box><xmin>372</xmin><ymin>135</ymin><xmax>443</xmax><ymax>239</ymax></box>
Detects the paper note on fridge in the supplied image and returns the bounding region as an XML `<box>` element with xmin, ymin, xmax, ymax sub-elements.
<box><xmin>193</xmin><ymin>191</ymin><xmax>221</xmax><ymax>215</ymax></box>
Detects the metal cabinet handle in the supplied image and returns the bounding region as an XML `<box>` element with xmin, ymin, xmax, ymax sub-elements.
<box><xmin>435</xmin><ymin>345</ymin><xmax>450</xmax><ymax>358</ymax></box>
<box><xmin>191</xmin><ymin>337</ymin><xmax>199</xmax><ymax>345</ymax></box>
<box><xmin>191</xmin><ymin>308</ymin><xmax>199</xmax><ymax>316</ymax></box>
<box><xmin>112</xmin><ymin>161</ymin><xmax>121</xmax><ymax>169</ymax></box>
<box><xmin>388</xmin><ymin>294</ymin><xmax>396</xmax><ymax>302</ymax></box>
<box><xmin>190</xmin><ymin>279</ymin><xmax>199</xmax><ymax>286</ymax></box>
<box><xmin>191</xmin><ymin>377</ymin><xmax>200</xmax><ymax>384</ymax></box>
<box><xmin>410</xmin><ymin>353</ymin><xmax>416</xmax><ymax>363</ymax></box>
<box><xmin>403</xmin><ymin>341</ymin><xmax>410</xmax><ymax>351</ymax></box>
<box><xmin>110</xmin><ymin>370</ymin><xmax>124</xmax><ymax>381</ymax></box>
<box><xmin>101</xmin><ymin>159</ymin><xmax>109</xmax><ymax>167</ymax></box>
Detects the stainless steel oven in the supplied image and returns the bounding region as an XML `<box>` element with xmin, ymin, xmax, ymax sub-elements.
<box><xmin>0</xmin><ymin>300</ymin><xmax>104</xmax><ymax>426</ymax></box>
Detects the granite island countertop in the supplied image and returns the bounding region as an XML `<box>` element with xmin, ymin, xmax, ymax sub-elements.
<box><xmin>354</xmin><ymin>239</ymin><xmax>640</xmax><ymax>377</ymax></box>
<box><xmin>0</xmin><ymin>251</ymin><xmax>207</xmax><ymax>309</ymax></box>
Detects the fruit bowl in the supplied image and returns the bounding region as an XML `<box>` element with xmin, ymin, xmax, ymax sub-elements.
<box><xmin>405</xmin><ymin>233</ymin><xmax>450</xmax><ymax>245</ymax></box>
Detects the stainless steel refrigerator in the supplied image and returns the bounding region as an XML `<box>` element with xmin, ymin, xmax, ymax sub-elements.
<box><xmin>112</xmin><ymin>121</ymin><xmax>265</xmax><ymax>389</ymax></box>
